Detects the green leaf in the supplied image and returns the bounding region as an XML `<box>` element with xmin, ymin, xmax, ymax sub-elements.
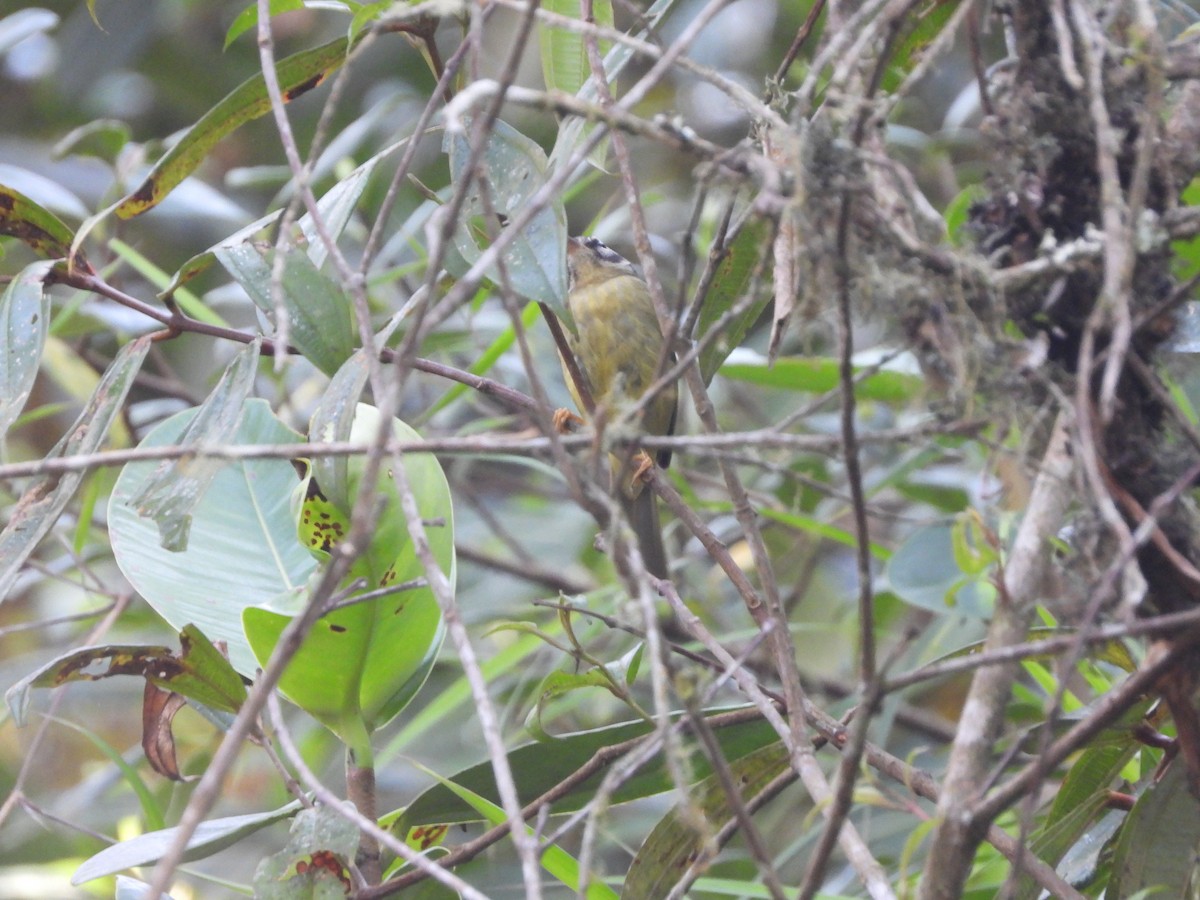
<box><xmin>1108</xmin><ymin>762</ymin><xmax>1200</xmax><ymax>898</ymax></box>
<box><xmin>759</xmin><ymin>507</ymin><xmax>891</xmax><ymax>560</ymax></box>
<box><xmin>410</xmin><ymin>761</ymin><xmax>619</xmax><ymax>900</ymax></box>
<box><xmin>880</xmin><ymin>0</ymin><xmax>962</xmax><ymax>94</ymax></box>
<box><xmin>244</xmin><ymin>404</ymin><xmax>453</xmax><ymax>743</ymax></box>
<box><xmin>0</xmin><ymin>336</ymin><xmax>151</xmax><ymax>603</ymax></box>
<box><xmin>624</xmin><ymin>740</ymin><xmax>790</xmax><ymax>900</ymax></box>
<box><xmin>539</xmin><ymin>0</ymin><xmax>614</xmax><ymax>98</ymax></box>
<box><xmin>128</xmin><ymin>340</ymin><xmax>261</xmax><ymax>551</ymax></box>
<box><xmin>0</xmin><ymin>181</ymin><xmax>87</xmax><ymax>267</ymax></box>
<box><xmin>215</xmin><ymin>243</ymin><xmax>355</xmax><ymax>376</ymax></box>
<box><xmin>395</xmin><ymin>710</ymin><xmax>779</xmax><ymax>829</ymax></box>
<box><xmin>52</xmin><ymin>119</ymin><xmax>132</xmax><ymax>165</ymax></box>
<box><xmin>697</xmin><ymin>217</ymin><xmax>771</xmax><ymax>384</ymax></box>
<box><xmin>224</xmin><ymin>0</ymin><xmax>306</xmax><ymax>49</ymax></box>
<box><xmin>72</xmin><ymin>800</ymin><xmax>306</xmax><ymax>885</ymax></box>
<box><xmin>253</xmin><ymin>804</ymin><xmax>359</xmax><ymax>899</ymax></box>
<box><xmin>115</xmin><ymin>36</ymin><xmax>354</xmax><ymax>218</ymax></box>
<box><xmin>548</xmin><ymin>0</ymin><xmax>679</xmax><ymax>170</ymax></box>
<box><xmin>719</xmin><ymin>356</ymin><xmax>923</xmax><ymax>402</ymax></box>
<box><xmin>885</xmin><ymin>523</ymin><xmax>993</xmax><ymax>618</ymax></box>
<box><xmin>443</xmin><ymin>118</ymin><xmax>569</xmax><ymax>315</ymax></box>
<box><xmin>1012</xmin><ymin>706</ymin><xmax>1146</xmax><ymax>900</ymax></box>
<box><xmin>307</xmin><ymin>348</ymin><xmax>371</xmax><ymax>512</ymax></box>
<box><xmin>0</xmin><ymin>260</ymin><xmax>52</xmax><ymax>439</ymax></box>
<box><xmin>109</xmin><ymin>399</ymin><xmax>316</xmax><ymax>676</ymax></box>
<box><xmin>166</xmin><ymin>130</ymin><xmax>391</xmax><ymax>296</ymax></box>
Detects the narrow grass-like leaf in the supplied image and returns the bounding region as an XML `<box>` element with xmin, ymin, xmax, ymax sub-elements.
<box><xmin>720</xmin><ymin>355</ymin><xmax>923</xmax><ymax>402</ymax></box>
<box><xmin>411</xmin><ymin>761</ymin><xmax>618</xmax><ymax>900</ymax></box>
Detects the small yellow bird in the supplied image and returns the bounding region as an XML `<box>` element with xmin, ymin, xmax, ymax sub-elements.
<box><xmin>556</xmin><ymin>235</ymin><xmax>678</xmax><ymax>577</ymax></box>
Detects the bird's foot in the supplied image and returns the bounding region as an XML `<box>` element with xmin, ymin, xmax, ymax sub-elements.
<box><xmin>553</xmin><ymin>407</ymin><xmax>585</xmax><ymax>434</ymax></box>
<box><xmin>629</xmin><ymin>450</ymin><xmax>656</xmax><ymax>488</ymax></box>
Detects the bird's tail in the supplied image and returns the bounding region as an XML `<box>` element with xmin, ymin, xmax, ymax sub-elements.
<box><xmin>623</xmin><ymin>489</ymin><xmax>668</xmax><ymax>578</ymax></box>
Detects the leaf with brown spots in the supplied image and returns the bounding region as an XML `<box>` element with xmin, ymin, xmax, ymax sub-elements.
<box><xmin>5</xmin><ymin>623</ymin><xmax>246</xmax><ymax>728</ymax></box>
<box><xmin>0</xmin><ymin>183</ymin><xmax>91</xmax><ymax>271</ymax></box>
<box><xmin>115</xmin><ymin>36</ymin><xmax>355</xmax><ymax>219</ymax></box>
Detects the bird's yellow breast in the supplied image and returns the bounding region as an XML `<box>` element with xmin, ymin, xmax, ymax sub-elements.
<box><xmin>563</xmin><ymin>272</ymin><xmax>677</xmax><ymax>453</ymax></box>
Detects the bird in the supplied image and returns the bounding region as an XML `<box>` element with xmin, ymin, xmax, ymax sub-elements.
<box><xmin>554</xmin><ymin>235</ymin><xmax>678</xmax><ymax>578</ymax></box>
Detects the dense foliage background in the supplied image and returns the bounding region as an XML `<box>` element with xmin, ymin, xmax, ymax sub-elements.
<box><xmin>6</xmin><ymin>1</ymin><xmax>1200</xmax><ymax>898</ymax></box>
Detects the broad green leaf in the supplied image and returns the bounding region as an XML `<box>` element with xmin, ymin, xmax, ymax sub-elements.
<box><xmin>720</xmin><ymin>355</ymin><xmax>923</xmax><ymax>402</ymax></box>
<box><xmin>1108</xmin><ymin>763</ymin><xmax>1200</xmax><ymax>898</ymax></box>
<box><xmin>72</xmin><ymin>800</ymin><xmax>305</xmax><ymax>885</ymax></box>
<box><xmin>0</xmin><ymin>336</ymin><xmax>151</xmax><ymax>603</ymax></box>
<box><xmin>443</xmin><ymin>118</ymin><xmax>568</xmax><ymax>317</ymax></box>
<box><xmin>697</xmin><ymin>217</ymin><xmax>771</xmax><ymax>384</ymax></box>
<box><xmin>0</xmin><ymin>181</ymin><xmax>86</xmax><ymax>267</ymax></box>
<box><xmin>885</xmin><ymin>523</ymin><xmax>993</xmax><ymax>618</ymax></box>
<box><xmin>395</xmin><ymin>710</ymin><xmax>779</xmax><ymax>829</ymax></box>
<box><xmin>109</xmin><ymin>399</ymin><xmax>316</xmax><ymax>676</ymax></box>
<box><xmin>5</xmin><ymin>624</ymin><xmax>247</xmax><ymax>727</ymax></box>
<box><xmin>129</xmin><ymin>340</ymin><xmax>261</xmax><ymax>551</ymax></box>
<box><xmin>0</xmin><ymin>260</ymin><xmax>52</xmax><ymax>439</ymax></box>
<box><xmin>244</xmin><ymin>404</ymin><xmax>453</xmax><ymax>744</ymax></box>
<box><xmin>216</xmin><ymin>242</ymin><xmax>355</xmax><ymax>376</ymax></box>
<box><xmin>624</xmin><ymin>740</ymin><xmax>790</xmax><ymax>900</ymax></box>
<box><xmin>115</xmin><ymin>37</ymin><xmax>354</xmax><ymax>218</ymax></box>
<box><xmin>1013</xmin><ymin>706</ymin><xmax>1146</xmax><ymax>900</ymax></box>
